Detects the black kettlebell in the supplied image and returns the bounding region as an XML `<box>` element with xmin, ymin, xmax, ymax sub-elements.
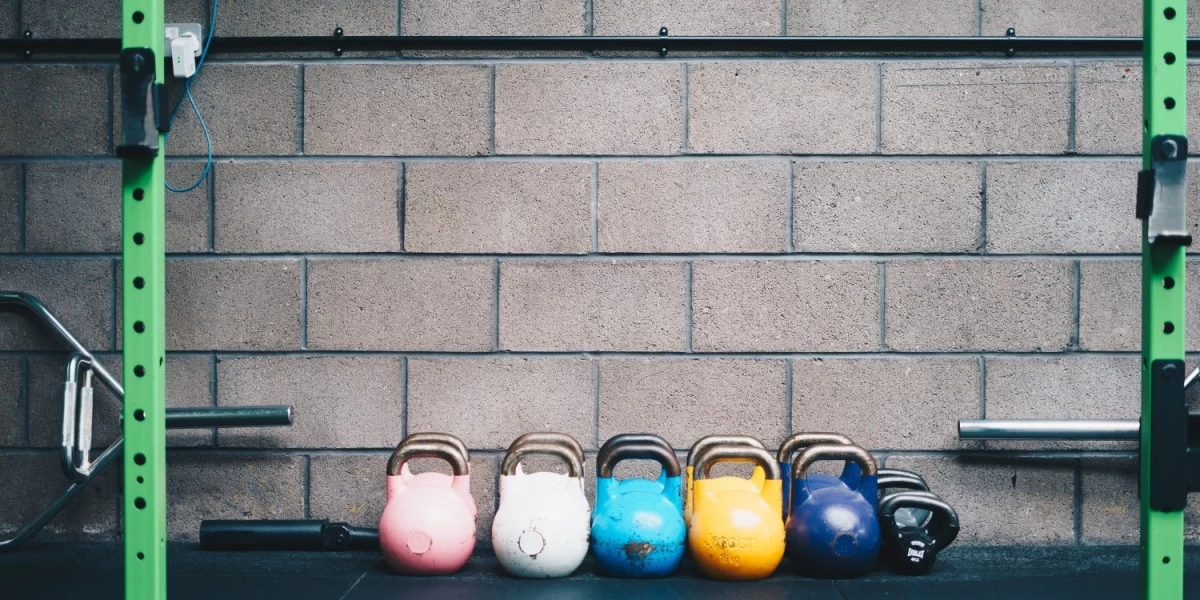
<box><xmin>876</xmin><ymin>469</ymin><xmax>930</xmax><ymax>529</ymax></box>
<box><xmin>878</xmin><ymin>491</ymin><xmax>959</xmax><ymax>575</ymax></box>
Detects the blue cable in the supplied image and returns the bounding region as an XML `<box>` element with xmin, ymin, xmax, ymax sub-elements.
<box><xmin>165</xmin><ymin>0</ymin><xmax>217</xmax><ymax>193</ymax></box>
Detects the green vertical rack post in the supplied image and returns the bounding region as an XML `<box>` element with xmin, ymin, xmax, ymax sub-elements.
<box><xmin>1141</xmin><ymin>0</ymin><xmax>1189</xmax><ymax>598</ymax></box>
<box><xmin>120</xmin><ymin>0</ymin><xmax>167</xmax><ymax>597</ymax></box>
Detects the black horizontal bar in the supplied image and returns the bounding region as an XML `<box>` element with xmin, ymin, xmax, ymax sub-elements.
<box><xmin>2</xmin><ymin>35</ymin><xmax>1198</xmax><ymax>56</ymax></box>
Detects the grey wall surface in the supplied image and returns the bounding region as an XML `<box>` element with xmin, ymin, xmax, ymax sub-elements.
<box><xmin>1</xmin><ymin>0</ymin><xmax>1199</xmax><ymax>546</ymax></box>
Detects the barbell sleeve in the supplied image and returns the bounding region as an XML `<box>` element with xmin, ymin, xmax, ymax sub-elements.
<box><xmin>958</xmin><ymin>419</ymin><xmax>1140</xmax><ymax>440</ymax></box>
<box><xmin>165</xmin><ymin>406</ymin><xmax>294</xmax><ymax>429</ymax></box>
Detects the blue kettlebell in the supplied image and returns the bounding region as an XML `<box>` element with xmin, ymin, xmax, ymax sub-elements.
<box><xmin>777</xmin><ymin>433</ymin><xmax>859</xmax><ymax>518</ymax></box>
<box><xmin>591</xmin><ymin>434</ymin><xmax>686</xmax><ymax>578</ymax></box>
<box><xmin>785</xmin><ymin>443</ymin><xmax>881</xmax><ymax>578</ymax></box>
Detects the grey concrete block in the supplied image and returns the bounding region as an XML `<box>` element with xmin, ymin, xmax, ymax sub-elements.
<box><xmin>595</xmin><ymin>0</ymin><xmax>779</xmax><ymax>35</ymax></box>
<box><xmin>495</xmin><ymin>63</ymin><xmax>683</xmax><ymax>155</ymax></box>
<box><xmin>307</xmin><ymin>259</ymin><xmax>493</xmax><ymax>351</ymax></box>
<box><xmin>981</xmin><ymin>0</ymin><xmax>1137</xmax><ymax>35</ymax></box>
<box><xmin>162</xmin><ymin>259</ymin><xmax>302</xmax><ymax>350</ymax></box>
<box><xmin>166</xmin><ymin>453</ymin><xmax>305</xmax><ymax>541</ymax></box>
<box><xmin>0</xmin><ymin>165</ymin><xmax>18</xmax><ymax>252</ymax></box>
<box><xmin>405</xmin><ymin>162</ymin><xmax>591</xmax><ymax>254</ymax></box>
<box><xmin>161</xmin><ymin>64</ymin><xmax>298</xmax><ymax>156</ymax></box>
<box><xmin>408</xmin><ymin>357</ymin><xmax>594</xmax><ymax>449</ymax></box>
<box><xmin>164</xmin><ymin>162</ymin><xmax>212</xmax><ymax>253</ymax></box>
<box><xmin>1079</xmin><ymin>261</ymin><xmax>1200</xmax><ymax>351</ymax></box>
<box><xmin>19</xmin><ymin>0</ymin><xmax>207</xmax><ymax>38</ymax></box>
<box><xmin>305</xmin><ymin>65</ymin><xmax>491</xmax><ymax>156</ymax></box>
<box><xmin>1080</xmin><ymin>458</ymin><xmax>1200</xmax><ymax>543</ymax></box>
<box><xmin>25</xmin><ymin>162</ymin><xmax>208</xmax><ymax>253</ymax></box>
<box><xmin>688</xmin><ymin>62</ymin><xmax>875</xmax><ymax>154</ymax></box>
<box><xmin>985</xmin><ymin>356</ymin><xmax>1138</xmax><ymax>451</ymax></box>
<box><xmin>885</xmin><ymin>260</ymin><xmax>1074</xmax><ymax>351</ymax></box>
<box><xmin>308</xmin><ymin>453</ymin><xmax>388</xmax><ymax>529</ymax></box>
<box><xmin>0</xmin><ymin>66</ymin><xmax>109</xmax><ymax>156</ymax></box>
<box><xmin>881</xmin><ymin>62</ymin><xmax>1070</xmax><ymax>155</ymax></box>
<box><xmin>792</xmin><ymin>357</ymin><xmax>979</xmax><ymax>450</ymax></box>
<box><xmin>217</xmin><ymin>356</ymin><xmax>403</xmax><ymax>448</ymax></box>
<box><xmin>215</xmin><ymin>161</ymin><xmax>400</xmax><ymax>253</ymax></box>
<box><xmin>793</xmin><ymin>161</ymin><xmax>982</xmax><ymax>253</ymax></box>
<box><xmin>217</xmin><ymin>0</ymin><xmax>396</xmax><ymax>36</ymax></box>
<box><xmin>28</xmin><ymin>354</ymin><xmax>214</xmax><ymax>448</ymax></box>
<box><xmin>598</xmin><ymin>160</ymin><xmax>788</xmax><ymax>253</ymax></box>
<box><xmin>691</xmin><ymin>261</ymin><xmax>879</xmax><ymax>352</ymax></box>
<box><xmin>886</xmin><ymin>456</ymin><xmax>1075</xmax><ymax>545</ymax></box>
<box><xmin>25</xmin><ymin>163</ymin><xmax>119</xmax><ymax>253</ymax></box>
<box><xmin>0</xmin><ymin>358</ymin><xmax>21</xmax><ymax>445</ymax></box>
<box><xmin>0</xmin><ymin>259</ymin><xmax>113</xmax><ymax>351</ymax></box>
<box><xmin>788</xmin><ymin>0</ymin><xmax>975</xmax><ymax>35</ymax></box>
<box><xmin>599</xmin><ymin>358</ymin><xmax>787</xmax><ymax>449</ymax></box>
<box><xmin>0</xmin><ymin>454</ymin><xmax>117</xmax><ymax>540</ymax></box>
<box><xmin>499</xmin><ymin>261</ymin><xmax>686</xmax><ymax>351</ymax></box>
<box><xmin>1</xmin><ymin>1</ymin><xmax>15</xmax><ymax>37</ymax></box>
<box><xmin>1075</xmin><ymin>62</ymin><xmax>1200</xmax><ymax>155</ymax></box>
<box><xmin>404</xmin><ymin>0</ymin><xmax>583</xmax><ymax>35</ymax></box>
<box><xmin>987</xmin><ymin>160</ymin><xmax>1138</xmax><ymax>254</ymax></box>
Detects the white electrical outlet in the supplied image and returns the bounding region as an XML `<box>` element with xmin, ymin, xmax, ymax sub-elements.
<box><xmin>164</xmin><ymin>23</ymin><xmax>203</xmax><ymax>57</ymax></box>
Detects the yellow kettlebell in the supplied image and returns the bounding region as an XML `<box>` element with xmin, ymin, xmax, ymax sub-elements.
<box><xmin>687</xmin><ymin>444</ymin><xmax>785</xmax><ymax>581</ymax></box>
<box><xmin>684</xmin><ymin>435</ymin><xmax>767</xmax><ymax>525</ymax></box>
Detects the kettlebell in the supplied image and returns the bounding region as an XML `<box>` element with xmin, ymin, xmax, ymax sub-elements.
<box><xmin>687</xmin><ymin>444</ymin><xmax>785</xmax><ymax>581</ymax></box>
<box><xmin>378</xmin><ymin>433</ymin><xmax>476</xmax><ymax>575</ymax></box>
<box><xmin>492</xmin><ymin>434</ymin><xmax>590</xmax><ymax>578</ymax></box>
<box><xmin>685</xmin><ymin>435</ymin><xmax>767</xmax><ymax>525</ymax></box>
<box><xmin>591</xmin><ymin>434</ymin><xmax>686</xmax><ymax>577</ymax></box>
<box><xmin>786</xmin><ymin>444</ymin><xmax>881</xmax><ymax>578</ymax></box>
<box><xmin>879</xmin><ymin>491</ymin><xmax>959</xmax><ymax>575</ymax></box>
<box><xmin>877</xmin><ymin>469</ymin><xmax>931</xmax><ymax>530</ymax></box>
<box><xmin>777</xmin><ymin>432</ymin><xmax>857</xmax><ymax>518</ymax></box>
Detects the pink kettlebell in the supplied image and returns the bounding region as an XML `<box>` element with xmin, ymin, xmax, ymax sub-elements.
<box><xmin>379</xmin><ymin>432</ymin><xmax>477</xmax><ymax>575</ymax></box>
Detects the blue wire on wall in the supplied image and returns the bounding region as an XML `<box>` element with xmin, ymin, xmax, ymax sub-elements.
<box><xmin>165</xmin><ymin>0</ymin><xmax>217</xmax><ymax>193</ymax></box>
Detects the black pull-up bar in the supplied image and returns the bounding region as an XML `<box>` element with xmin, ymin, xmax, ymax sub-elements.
<box><xmin>3</xmin><ymin>34</ymin><xmax>1199</xmax><ymax>57</ymax></box>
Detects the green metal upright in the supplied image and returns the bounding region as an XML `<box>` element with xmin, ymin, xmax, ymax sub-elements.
<box><xmin>1140</xmin><ymin>0</ymin><xmax>1189</xmax><ymax>598</ymax></box>
<box><xmin>119</xmin><ymin>0</ymin><xmax>167</xmax><ymax>597</ymax></box>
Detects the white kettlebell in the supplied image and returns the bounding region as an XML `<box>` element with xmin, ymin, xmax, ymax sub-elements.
<box><xmin>491</xmin><ymin>432</ymin><xmax>590</xmax><ymax>578</ymax></box>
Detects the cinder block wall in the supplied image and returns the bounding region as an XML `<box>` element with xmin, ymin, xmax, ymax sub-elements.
<box><xmin>2</xmin><ymin>0</ymin><xmax>1198</xmax><ymax>546</ymax></box>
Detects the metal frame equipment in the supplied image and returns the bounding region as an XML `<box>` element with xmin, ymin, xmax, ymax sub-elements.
<box><xmin>0</xmin><ymin>0</ymin><xmax>1188</xmax><ymax>596</ymax></box>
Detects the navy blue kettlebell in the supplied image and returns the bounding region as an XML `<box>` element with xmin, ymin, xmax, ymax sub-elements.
<box><xmin>785</xmin><ymin>444</ymin><xmax>881</xmax><ymax>578</ymax></box>
<box><xmin>879</xmin><ymin>490</ymin><xmax>959</xmax><ymax>575</ymax></box>
<box><xmin>777</xmin><ymin>433</ymin><xmax>858</xmax><ymax>519</ymax></box>
<box><xmin>591</xmin><ymin>434</ymin><xmax>686</xmax><ymax>578</ymax></box>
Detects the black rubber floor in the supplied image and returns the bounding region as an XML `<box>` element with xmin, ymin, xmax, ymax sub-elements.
<box><xmin>1</xmin><ymin>543</ymin><xmax>1197</xmax><ymax>599</ymax></box>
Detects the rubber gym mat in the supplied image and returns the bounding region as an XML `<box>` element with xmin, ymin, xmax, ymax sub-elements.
<box><xmin>1</xmin><ymin>543</ymin><xmax>1197</xmax><ymax>599</ymax></box>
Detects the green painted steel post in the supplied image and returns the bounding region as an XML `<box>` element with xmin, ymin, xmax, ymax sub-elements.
<box><xmin>1141</xmin><ymin>0</ymin><xmax>1188</xmax><ymax>598</ymax></box>
<box><xmin>121</xmin><ymin>0</ymin><xmax>167</xmax><ymax>597</ymax></box>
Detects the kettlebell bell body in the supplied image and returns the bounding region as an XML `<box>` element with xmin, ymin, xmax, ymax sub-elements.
<box><xmin>879</xmin><ymin>490</ymin><xmax>959</xmax><ymax>575</ymax></box>
<box><xmin>786</xmin><ymin>444</ymin><xmax>881</xmax><ymax>578</ymax></box>
<box><xmin>378</xmin><ymin>433</ymin><xmax>476</xmax><ymax>575</ymax></box>
<box><xmin>492</xmin><ymin>434</ymin><xmax>590</xmax><ymax>578</ymax></box>
<box><xmin>687</xmin><ymin>444</ymin><xmax>785</xmax><ymax>581</ymax></box>
<box><xmin>777</xmin><ymin>433</ymin><xmax>859</xmax><ymax>519</ymax></box>
<box><xmin>685</xmin><ymin>435</ymin><xmax>767</xmax><ymax>525</ymax></box>
<box><xmin>591</xmin><ymin>434</ymin><xmax>686</xmax><ymax>577</ymax></box>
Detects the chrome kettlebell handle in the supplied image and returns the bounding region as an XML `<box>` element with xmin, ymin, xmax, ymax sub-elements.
<box><xmin>597</xmin><ymin>441</ymin><xmax>681</xmax><ymax>478</ymax></box>
<box><xmin>600</xmin><ymin>433</ymin><xmax>674</xmax><ymax>458</ymax></box>
<box><xmin>509</xmin><ymin>432</ymin><xmax>585</xmax><ymax>465</ymax></box>
<box><xmin>387</xmin><ymin>435</ymin><xmax>470</xmax><ymax>477</ymax></box>
<box><xmin>776</xmin><ymin>432</ymin><xmax>856</xmax><ymax>463</ymax></box>
<box><xmin>404</xmin><ymin>432</ymin><xmax>470</xmax><ymax>466</ymax></box>
<box><xmin>686</xmin><ymin>435</ymin><xmax>766</xmax><ymax>469</ymax></box>
<box><xmin>692</xmin><ymin>444</ymin><xmax>782</xmax><ymax>481</ymax></box>
<box><xmin>502</xmin><ymin>441</ymin><xmax>585</xmax><ymax>478</ymax></box>
<box><xmin>791</xmin><ymin>444</ymin><xmax>878</xmax><ymax>482</ymax></box>
<box><xmin>879</xmin><ymin>490</ymin><xmax>959</xmax><ymax>550</ymax></box>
